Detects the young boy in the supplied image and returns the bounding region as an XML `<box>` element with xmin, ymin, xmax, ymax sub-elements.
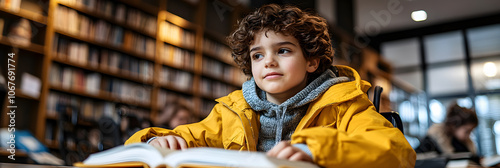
<box><xmin>126</xmin><ymin>4</ymin><xmax>416</xmax><ymax>167</ymax></box>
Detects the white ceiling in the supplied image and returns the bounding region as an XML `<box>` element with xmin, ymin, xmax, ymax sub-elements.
<box><xmin>355</xmin><ymin>0</ymin><xmax>500</xmax><ymax>34</ymax></box>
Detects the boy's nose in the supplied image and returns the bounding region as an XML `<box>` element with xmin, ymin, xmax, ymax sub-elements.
<box><xmin>264</xmin><ymin>55</ymin><xmax>277</xmax><ymax>68</ymax></box>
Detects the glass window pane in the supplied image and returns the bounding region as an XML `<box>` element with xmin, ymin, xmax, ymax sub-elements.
<box><xmin>394</xmin><ymin>70</ymin><xmax>423</xmax><ymax>91</ymax></box>
<box><xmin>424</xmin><ymin>31</ymin><xmax>466</xmax><ymax>64</ymax></box>
<box><xmin>429</xmin><ymin>97</ymin><xmax>469</xmax><ymax>124</ymax></box>
<box><xmin>467</xmin><ymin>24</ymin><xmax>500</xmax><ymax>58</ymax></box>
<box><xmin>399</xmin><ymin>101</ymin><xmax>416</xmax><ymax>123</ymax></box>
<box><xmin>429</xmin><ymin>99</ymin><xmax>446</xmax><ymax>123</ymax></box>
<box><xmin>471</xmin><ymin>57</ymin><xmax>500</xmax><ymax>91</ymax></box>
<box><xmin>381</xmin><ymin>38</ymin><xmax>420</xmax><ymax>68</ymax></box>
<box><xmin>427</xmin><ymin>63</ymin><xmax>468</xmax><ymax>96</ymax></box>
<box><xmin>418</xmin><ymin>104</ymin><xmax>428</xmax><ymax>137</ymax></box>
<box><xmin>475</xmin><ymin>94</ymin><xmax>500</xmax><ymax>156</ymax></box>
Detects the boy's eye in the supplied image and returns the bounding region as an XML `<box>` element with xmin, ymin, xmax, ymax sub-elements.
<box><xmin>252</xmin><ymin>53</ymin><xmax>263</xmax><ymax>60</ymax></box>
<box><xmin>278</xmin><ymin>48</ymin><xmax>290</xmax><ymax>54</ymax></box>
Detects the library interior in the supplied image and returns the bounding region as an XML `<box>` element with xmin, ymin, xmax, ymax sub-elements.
<box><xmin>1</xmin><ymin>0</ymin><xmax>500</xmax><ymax>167</ymax></box>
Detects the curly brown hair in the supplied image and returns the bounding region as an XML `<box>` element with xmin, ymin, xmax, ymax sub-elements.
<box><xmin>227</xmin><ymin>4</ymin><xmax>333</xmax><ymax>78</ymax></box>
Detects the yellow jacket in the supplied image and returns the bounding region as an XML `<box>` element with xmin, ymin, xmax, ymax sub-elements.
<box><xmin>125</xmin><ymin>65</ymin><xmax>416</xmax><ymax>167</ymax></box>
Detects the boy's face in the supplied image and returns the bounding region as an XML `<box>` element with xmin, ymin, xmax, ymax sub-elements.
<box><xmin>249</xmin><ymin>30</ymin><xmax>318</xmax><ymax>103</ymax></box>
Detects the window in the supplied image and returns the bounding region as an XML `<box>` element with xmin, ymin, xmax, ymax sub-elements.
<box><xmin>475</xmin><ymin>94</ymin><xmax>500</xmax><ymax>156</ymax></box>
<box><xmin>382</xmin><ymin>38</ymin><xmax>423</xmax><ymax>91</ymax></box>
<box><xmin>381</xmin><ymin>38</ymin><xmax>420</xmax><ymax>68</ymax></box>
<box><xmin>424</xmin><ymin>31</ymin><xmax>466</xmax><ymax>64</ymax></box>
<box><xmin>427</xmin><ymin>63</ymin><xmax>468</xmax><ymax>96</ymax></box>
<box><xmin>467</xmin><ymin>24</ymin><xmax>500</xmax><ymax>58</ymax></box>
<box><xmin>381</xmin><ymin>21</ymin><xmax>500</xmax><ymax>156</ymax></box>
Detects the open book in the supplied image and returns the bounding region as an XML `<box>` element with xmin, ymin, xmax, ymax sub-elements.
<box><xmin>481</xmin><ymin>155</ymin><xmax>500</xmax><ymax>167</ymax></box>
<box><xmin>444</xmin><ymin>154</ymin><xmax>500</xmax><ymax>168</ymax></box>
<box><xmin>74</xmin><ymin>143</ymin><xmax>319</xmax><ymax>168</ymax></box>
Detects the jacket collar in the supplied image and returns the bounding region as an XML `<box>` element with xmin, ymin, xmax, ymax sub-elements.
<box><xmin>295</xmin><ymin>65</ymin><xmax>371</xmax><ymax>131</ymax></box>
<box><xmin>218</xmin><ymin>66</ymin><xmax>369</xmax><ymax>108</ymax></box>
<box><xmin>215</xmin><ymin>65</ymin><xmax>371</xmax><ymax>150</ymax></box>
<box><xmin>216</xmin><ymin>65</ymin><xmax>371</xmax><ymax>121</ymax></box>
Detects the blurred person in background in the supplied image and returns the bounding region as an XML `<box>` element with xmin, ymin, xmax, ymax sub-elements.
<box><xmin>416</xmin><ymin>102</ymin><xmax>479</xmax><ymax>162</ymax></box>
<box><xmin>155</xmin><ymin>101</ymin><xmax>198</xmax><ymax>129</ymax></box>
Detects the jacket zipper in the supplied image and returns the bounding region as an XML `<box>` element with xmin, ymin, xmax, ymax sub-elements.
<box><xmin>221</xmin><ymin>102</ymin><xmax>256</xmax><ymax>151</ymax></box>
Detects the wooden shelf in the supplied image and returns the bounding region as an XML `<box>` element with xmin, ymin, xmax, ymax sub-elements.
<box><xmin>0</xmin><ymin>38</ymin><xmax>44</xmax><ymax>54</ymax></box>
<box><xmin>0</xmin><ymin>0</ymin><xmax>248</xmax><ymax>160</ymax></box>
<box><xmin>161</xmin><ymin>39</ymin><xmax>196</xmax><ymax>52</ymax></box>
<box><xmin>204</xmin><ymin>29</ymin><xmax>228</xmax><ymax>45</ymax></box>
<box><xmin>52</xmin><ymin>57</ymin><xmax>153</xmax><ymax>85</ymax></box>
<box><xmin>201</xmin><ymin>71</ymin><xmax>241</xmax><ymax>87</ymax></box>
<box><xmin>200</xmin><ymin>93</ymin><xmax>218</xmax><ymax>101</ymax></box>
<box><xmin>118</xmin><ymin>0</ymin><xmax>159</xmax><ymax>15</ymax></box>
<box><xmin>161</xmin><ymin>62</ymin><xmax>195</xmax><ymax>74</ymax></box>
<box><xmin>45</xmin><ymin>113</ymin><xmax>95</xmax><ymax>127</ymax></box>
<box><xmin>55</xmin><ymin>29</ymin><xmax>155</xmax><ymax>62</ymax></box>
<box><xmin>57</xmin><ymin>1</ymin><xmax>157</xmax><ymax>39</ymax></box>
<box><xmin>159</xmin><ymin>83</ymin><xmax>194</xmax><ymax>96</ymax></box>
<box><xmin>203</xmin><ymin>52</ymin><xmax>235</xmax><ymax>66</ymax></box>
<box><xmin>44</xmin><ymin>140</ymin><xmax>59</xmax><ymax>150</ymax></box>
<box><xmin>0</xmin><ymin>7</ymin><xmax>47</xmax><ymax>25</ymax></box>
<box><xmin>0</xmin><ymin>148</ymin><xmax>28</xmax><ymax>157</ymax></box>
<box><xmin>162</xmin><ymin>10</ymin><xmax>198</xmax><ymax>30</ymax></box>
<box><xmin>15</xmin><ymin>89</ymin><xmax>40</xmax><ymax>100</ymax></box>
<box><xmin>49</xmin><ymin>85</ymin><xmax>151</xmax><ymax>109</ymax></box>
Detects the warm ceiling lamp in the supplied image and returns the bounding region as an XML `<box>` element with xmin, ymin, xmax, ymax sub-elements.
<box><xmin>411</xmin><ymin>10</ymin><xmax>427</xmax><ymax>22</ymax></box>
<box><xmin>483</xmin><ymin>62</ymin><xmax>497</xmax><ymax>77</ymax></box>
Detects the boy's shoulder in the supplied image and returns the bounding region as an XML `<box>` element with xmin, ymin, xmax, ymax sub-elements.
<box><xmin>215</xmin><ymin>90</ymin><xmax>250</xmax><ymax>109</ymax></box>
<box><xmin>317</xmin><ymin>66</ymin><xmax>372</xmax><ymax>103</ymax></box>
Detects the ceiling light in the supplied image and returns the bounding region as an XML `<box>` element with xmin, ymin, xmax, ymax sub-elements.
<box><xmin>483</xmin><ymin>62</ymin><xmax>497</xmax><ymax>77</ymax></box>
<box><xmin>411</xmin><ymin>10</ymin><xmax>427</xmax><ymax>22</ymax></box>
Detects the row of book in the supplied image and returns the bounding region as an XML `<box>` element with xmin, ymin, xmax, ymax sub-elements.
<box><xmin>53</xmin><ymin>35</ymin><xmax>154</xmax><ymax>82</ymax></box>
<box><xmin>0</xmin><ymin>0</ymin><xmax>21</xmax><ymax>12</ymax></box>
<box><xmin>55</xmin><ymin>5</ymin><xmax>122</xmax><ymax>46</ymax></box>
<box><xmin>123</xmin><ymin>30</ymin><xmax>156</xmax><ymax>58</ymax></box>
<box><xmin>203</xmin><ymin>57</ymin><xmax>246</xmax><ymax>85</ymax></box>
<box><xmin>202</xmin><ymin>38</ymin><xmax>232</xmax><ymax>63</ymax></box>
<box><xmin>200</xmin><ymin>78</ymin><xmax>238</xmax><ymax>99</ymax></box>
<box><xmin>160</xmin><ymin>44</ymin><xmax>195</xmax><ymax>70</ymax></box>
<box><xmin>158</xmin><ymin>66</ymin><xmax>193</xmax><ymax>92</ymax></box>
<box><xmin>45</xmin><ymin>91</ymin><xmax>151</xmax><ymax>152</ymax></box>
<box><xmin>55</xmin><ymin>5</ymin><xmax>155</xmax><ymax>58</ymax></box>
<box><xmin>49</xmin><ymin>64</ymin><xmax>152</xmax><ymax>105</ymax></box>
<box><xmin>159</xmin><ymin>21</ymin><xmax>195</xmax><ymax>49</ymax></box>
<box><xmin>49</xmin><ymin>65</ymin><xmax>102</xmax><ymax>95</ymax></box>
<box><xmin>223</xmin><ymin>66</ymin><xmax>247</xmax><ymax>85</ymax></box>
<box><xmin>46</xmin><ymin>91</ymin><xmax>121</xmax><ymax>123</ymax></box>
<box><xmin>156</xmin><ymin>89</ymin><xmax>194</xmax><ymax>109</ymax></box>
<box><xmin>58</xmin><ymin>0</ymin><xmax>157</xmax><ymax>35</ymax></box>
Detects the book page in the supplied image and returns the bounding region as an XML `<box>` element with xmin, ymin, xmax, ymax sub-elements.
<box><xmin>481</xmin><ymin>155</ymin><xmax>500</xmax><ymax>167</ymax></box>
<box><xmin>83</xmin><ymin>143</ymin><xmax>167</xmax><ymax>168</ymax></box>
<box><xmin>164</xmin><ymin>147</ymin><xmax>319</xmax><ymax>168</ymax></box>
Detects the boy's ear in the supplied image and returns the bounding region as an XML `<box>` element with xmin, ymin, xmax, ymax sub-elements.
<box><xmin>306</xmin><ymin>58</ymin><xmax>320</xmax><ymax>73</ymax></box>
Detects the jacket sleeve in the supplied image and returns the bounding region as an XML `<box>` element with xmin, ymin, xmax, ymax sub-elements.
<box><xmin>291</xmin><ymin>95</ymin><xmax>416</xmax><ymax>168</ymax></box>
<box><xmin>124</xmin><ymin>103</ymin><xmax>225</xmax><ymax>148</ymax></box>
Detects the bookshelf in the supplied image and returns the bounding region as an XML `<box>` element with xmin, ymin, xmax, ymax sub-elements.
<box><xmin>0</xmin><ymin>0</ymin><xmax>247</xmax><ymax>164</ymax></box>
<box><xmin>0</xmin><ymin>0</ymin><xmax>48</xmax><ymax>135</ymax></box>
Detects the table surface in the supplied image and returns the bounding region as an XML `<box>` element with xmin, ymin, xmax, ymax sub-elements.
<box><xmin>0</xmin><ymin>161</ymin><xmax>494</xmax><ymax>168</ymax></box>
<box><xmin>0</xmin><ymin>163</ymin><xmax>74</xmax><ymax>168</ymax></box>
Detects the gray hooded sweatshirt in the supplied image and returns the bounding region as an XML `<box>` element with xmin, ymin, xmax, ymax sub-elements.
<box><xmin>242</xmin><ymin>69</ymin><xmax>349</xmax><ymax>151</ymax></box>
